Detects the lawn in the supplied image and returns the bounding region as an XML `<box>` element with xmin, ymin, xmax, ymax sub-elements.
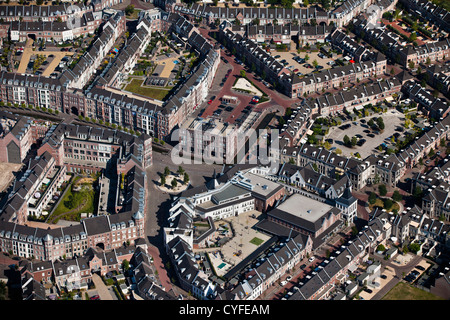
<box><xmin>250</xmin><ymin>237</ymin><xmax>264</xmax><ymax>246</ymax></box>
<box><xmin>369</xmin><ymin>198</ymin><xmax>400</xmax><ymax>213</ymax></box>
<box><xmin>51</xmin><ymin>177</ymin><xmax>96</xmax><ymax>222</ymax></box>
<box><xmin>124</xmin><ymin>78</ymin><xmax>171</xmax><ymax>101</ymax></box>
<box><xmin>382</xmin><ymin>282</ymin><xmax>444</xmax><ymax>300</ymax></box>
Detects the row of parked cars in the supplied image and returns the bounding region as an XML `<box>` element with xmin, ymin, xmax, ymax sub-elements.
<box><xmin>404</xmin><ymin>265</ymin><xmax>426</xmax><ymax>283</ymax></box>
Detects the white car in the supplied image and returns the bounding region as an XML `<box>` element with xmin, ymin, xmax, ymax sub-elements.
<box><xmin>286</xmin><ymin>276</ymin><xmax>292</xmax><ymax>281</ymax></box>
<box><xmin>281</xmin><ymin>280</ymin><xmax>288</xmax><ymax>286</ymax></box>
<box><xmin>308</xmin><ymin>257</ymin><xmax>316</xmax><ymax>263</ymax></box>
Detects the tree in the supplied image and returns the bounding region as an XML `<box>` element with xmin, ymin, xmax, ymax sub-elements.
<box><xmin>240</xmin><ymin>70</ymin><xmax>246</xmax><ymax>78</ymax></box>
<box><xmin>304</xmin><ymin>54</ymin><xmax>310</xmax><ymax>62</ymax></box>
<box><xmin>164</xmin><ymin>166</ymin><xmax>170</xmax><ymax>176</ymax></box>
<box><xmin>351</xmin><ymin>136</ymin><xmax>357</xmax><ymax>147</ymax></box>
<box><xmin>409</xmin><ymin>243</ymin><xmax>421</xmax><ymax>254</ymax></box>
<box><xmin>183</xmin><ymin>172</ymin><xmax>190</xmax><ymax>184</ymax></box>
<box><xmin>160</xmin><ymin>175</ymin><xmax>166</xmax><ymax>186</ymax></box>
<box><xmin>177</xmin><ymin>166</ymin><xmax>185</xmax><ymax>176</ymax></box>
<box><xmin>312</xmin><ymin>59</ymin><xmax>319</xmax><ymax>68</ymax></box>
<box><xmin>343</xmin><ymin>135</ymin><xmax>351</xmax><ymax>147</ymax></box>
<box><xmin>378</xmin><ymin>184</ymin><xmax>387</xmax><ymax>196</ymax></box>
<box><xmin>392</xmin><ymin>190</ymin><xmax>402</xmax><ymax>202</ymax></box>
<box><xmin>122</xmin><ymin>259</ymin><xmax>130</xmax><ymax>272</ymax></box>
<box><xmin>125</xmin><ymin>4</ymin><xmax>135</xmax><ymax>15</ymax></box>
<box><xmin>171</xmin><ymin>178</ymin><xmax>178</xmax><ymax>189</ymax></box>
<box><xmin>384</xmin><ymin>198</ymin><xmax>393</xmax><ymax>210</ymax></box>
<box><xmin>369</xmin><ymin>192</ymin><xmax>377</xmax><ymax>205</ymax></box>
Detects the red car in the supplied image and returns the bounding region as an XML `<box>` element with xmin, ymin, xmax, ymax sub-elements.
<box><xmin>90</xmin><ymin>295</ymin><xmax>100</xmax><ymax>300</ymax></box>
<box><xmin>293</xmin><ymin>69</ymin><xmax>299</xmax><ymax>72</ymax></box>
<box><xmin>208</xmin><ymin>100</ymin><xmax>213</xmax><ymax>104</ymax></box>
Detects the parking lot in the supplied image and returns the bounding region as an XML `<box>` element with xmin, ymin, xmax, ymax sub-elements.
<box><xmin>325</xmin><ymin>109</ymin><xmax>405</xmax><ymax>159</ymax></box>
<box><xmin>273</xmin><ymin>50</ymin><xmax>342</xmax><ymax>77</ymax></box>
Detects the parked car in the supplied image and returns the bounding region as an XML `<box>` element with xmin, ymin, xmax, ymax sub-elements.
<box><xmin>308</xmin><ymin>256</ymin><xmax>316</xmax><ymax>263</ymax></box>
<box><xmin>415</xmin><ymin>265</ymin><xmax>425</xmax><ymax>271</ymax></box>
<box><xmin>90</xmin><ymin>295</ymin><xmax>100</xmax><ymax>300</ymax></box>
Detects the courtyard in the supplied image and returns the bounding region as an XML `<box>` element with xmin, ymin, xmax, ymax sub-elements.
<box><xmin>49</xmin><ymin>175</ymin><xmax>98</xmax><ymax>224</ymax></box>
<box><xmin>205</xmin><ymin>209</ymin><xmax>271</xmax><ymax>276</ymax></box>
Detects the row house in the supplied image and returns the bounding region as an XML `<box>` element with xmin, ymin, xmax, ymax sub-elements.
<box><xmin>173</xmin><ymin>4</ymin><xmax>330</xmax><ymax>27</ymax></box>
<box><xmin>85</xmin><ymin>15</ymin><xmax>219</xmax><ymax>140</ymax></box>
<box><xmin>230</xmin><ymin>233</ymin><xmax>312</xmax><ymax>300</ymax></box>
<box><xmin>397</xmin><ymin>113</ymin><xmax>450</xmax><ymax>168</ymax></box>
<box><xmin>297</xmin><ymin>53</ymin><xmax>387</xmax><ymax>98</ymax></box>
<box><xmin>95</xmin><ymin>13</ymin><xmax>154</xmax><ymax>89</ymax></box>
<box><xmin>278</xmin><ymin>102</ymin><xmax>315</xmax><ymax>150</ymax></box>
<box><xmin>0</xmin><ymin>112</ymin><xmax>34</xmax><ymax>164</ymax></box>
<box><xmin>0</xmin><ymin>209</ymin><xmax>145</xmax><ymax>261</ymax></box>
<box><xmin>366</xmin><ymin>153</ymin><xmax>407</xmax><ymax>187</ymax></box>
<box><xmin>330</xmin><ymin>0</ymin><xmax>375</xmax><ymax>27</ymax></box>
<box><xmin>425</xmin><ymin>62</ymin><xmax>450</xmax><ymax>96</ymax></box>
<box><xmin>289</xmin><ymin>217</ymin><xmax>387</xmax><ymax>300</ymax></box>
<box><xmin>9</xmin><ymin>11</ymin><xmax>102</xmax><ymax>42</ymax></box>
<box><xmin>399</xmin><ymin>0</ymin><xmax>450</xmax><ymax>33</ymax></box>
<box><xmin>312</xmin><ymin>76</ymin><xmax>401</xmax><ymax>116</ymax></box>
<box><xmin>0</xmin><ymin>71</ymin><xmax>65</xmax><ymax>111</ymax></box>
<box><xmin>0</xmin><ymin>151</ymin><xmax>58</xmax><ymax>225</ymax></box>
<box><xmin>130</xmin><ymin>246</ymin><xmax>177</xmax><ymax>300</ymax></box>
<box><xmin>18</xmin><ymin>244</ymin><xmax>137</xmax><ymax>292</ymax></box>
<box><xmin>329</xmin><ymin>29</ymin><xmax>369</xmax><ymax>61</ymax></box>
<box><xmin>219</xmin><ymin>27</ymin><xmax>298</xmax><ymax>98</ymax></box>
<box><xmin>171</xmin><ymin>0</ymin><xmax>397</xmax><ymax>28</ymax></box>
<box><xmin>398</xmin><ymin>39</ymin><xmax>450</xmax><ymax>69</ymax></box>
<box><xmin>296</xmin><ymin>143</ymin><xmax>371</xmax><ymax>190</ymax></box>
<box><xmin>370</xmin><ymin>205</ymin><xmax>450</xmax><ymax>249</ymax></box>
<box><xmin>232</xmin><ymin>24</ymin><xmax>334</xmax><ymax>46</ymax></box>
<box><xmin>276</xmin><ymin>162</ymin><xmax>351</xmax><ymax>200</ymax></box>
<box><xmin>401</xmin><ymin>80</ymin><xmax>450</xmax><ymax>120</ymax></box>
<box><xmin>91</xmin><ymin>0</ymin><xmax>125</xmax><ymax>11</ymax></box>
<box><xmin>58</xmin><ymin>11</ymin><xmax>126</xmax><ymax>90</ymax></box>
<box><xmin>0</xmin><ymin>3</ymin><xmax>93</xmax><ymax>23</ymax></box>
<box><xmin>410</xmin><ymin>168</ymin><xmax>450</xmax><ymax>221</ymax></box>
<box><xmin>353</xmin><ymin>13</ymin><xmax>450</xmax><ymax>69</ymax></box>
<box><xmin>166</xmin><ymin>236</ymin><xmax>217</xmax><ymax>300</ymax></box>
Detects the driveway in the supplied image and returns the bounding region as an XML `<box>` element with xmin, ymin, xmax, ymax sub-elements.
<box><xmin>89</xmin><ymin>273</ymin><xmax>116</xmax><ymax>300</ymax></box>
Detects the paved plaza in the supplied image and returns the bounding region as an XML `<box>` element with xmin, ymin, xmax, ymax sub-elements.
<box><xmin>207</xmin><ymin>209</ymin><xmax>271</xmax><ymax>274</ymax></box>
